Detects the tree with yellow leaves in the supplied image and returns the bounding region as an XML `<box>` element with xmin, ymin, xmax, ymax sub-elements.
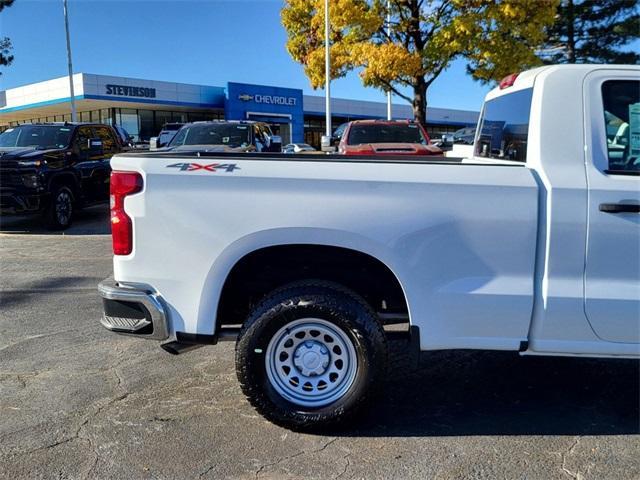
<box><xmin>282</xmin><ymin>0</ymin><xmax>558</xmax><ymax>125</ymax></box>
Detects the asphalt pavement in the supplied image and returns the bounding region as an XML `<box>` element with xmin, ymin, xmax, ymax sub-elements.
<box><xmin>0</xmin><ymin>213</ymin><xmax>638</xmax><ymax>479</ymax></box>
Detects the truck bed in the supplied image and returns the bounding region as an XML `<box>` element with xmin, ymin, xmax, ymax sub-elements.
<box><xmin>111</xmin><ymin>150</ymin><xmax>537</xmax><ymax>352</ymax></box>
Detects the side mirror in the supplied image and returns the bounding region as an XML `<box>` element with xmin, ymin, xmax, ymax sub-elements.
<box><xmin>88</xmin><ymin>138</ymin><xmax>103</xmax><ymax>153</ymax></box>
<box><xmin>149</xmin><ymin>137</ymin><xmax>160</xmax><ymax>151</ymax></box>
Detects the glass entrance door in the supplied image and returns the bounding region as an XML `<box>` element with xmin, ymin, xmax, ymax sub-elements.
<box><xmin>245</xmin><ymin>113</ymin><xmax>293</xmax><ymax>144</ymax></box>
<box><xmin>270</xmin><ymin>123</ymin><xmax>291</xmax><ymax>144</ymax></box>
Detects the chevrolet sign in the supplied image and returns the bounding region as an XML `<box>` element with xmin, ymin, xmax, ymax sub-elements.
<box><xmin>238</xmin><ymin>93</ymin><xmax>297</xmax><ymax>106</ymax></box>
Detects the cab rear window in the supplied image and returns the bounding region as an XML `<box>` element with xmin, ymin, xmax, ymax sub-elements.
<box><xmin>475</xmin><ymin>88</ymin><xmax>533</xmax><ymax>163</ymax></box>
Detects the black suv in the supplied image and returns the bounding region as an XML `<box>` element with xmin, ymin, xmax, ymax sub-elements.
<box><xmin>0</xmin><ymin>123</ymin><xmax>122</xmax><ymax>229</ymax></box>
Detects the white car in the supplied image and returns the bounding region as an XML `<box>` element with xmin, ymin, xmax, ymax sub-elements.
<box><xmin>99</xmin><ymin>65</ymin><xmax>639</xmax><ymax>430</ymax></box>
<box><xmin>149</xmin><ymin>122</ymin><xmax>184</xmax><ymax>150</ymax></box>
<box><xmin>282</xmin><ymin>142</ymin><xmax>316</xmax><ymax>153</ymax></box>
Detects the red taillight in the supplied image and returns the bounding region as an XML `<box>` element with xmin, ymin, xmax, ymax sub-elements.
<box><xmin>110</xmin><ymin>171</ymin><xmax>143</xmax><ymax>255</ymax></box>
<box><xmin>499</xmin><ymin>73</ymin><xmax>519</xmax><ymax>89</ymax></box>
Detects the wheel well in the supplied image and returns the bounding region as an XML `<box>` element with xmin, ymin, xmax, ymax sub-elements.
<box><xmin>217</xmin><ymin>245</ymin><xmax>409</xmax><ymax>328</ymax></box>
<box><xmin>48</xmin><ymin>173</ymin><xmax>79</xmax><ymax>197</ymax></box>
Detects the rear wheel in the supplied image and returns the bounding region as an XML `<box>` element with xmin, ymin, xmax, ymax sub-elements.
<box><xmin>44</xmin><ymin>185</ymin><xmax>74</xmax><ymax>230</ymax></box>
<box><xmin>235</xmin><ymin>281</ymin><xmax>387</xmax><ymax>430</ymax></box>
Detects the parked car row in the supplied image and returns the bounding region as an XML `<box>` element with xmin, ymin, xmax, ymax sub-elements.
<box><xmin>148</xmin><ymin>119</ymin><xmax>448</xmax><ymax>156</ymax></box>
<box><xmin>0</xmin><ymin>117</ymin><xmax>448</xmax><ymax>230</ymax></box>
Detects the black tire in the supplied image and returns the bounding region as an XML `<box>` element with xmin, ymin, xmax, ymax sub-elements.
<box><xmin>235</xmin><ymin>281</ymin><xmax>387</xmax><ymax>431</ymax></box>
<box><xmin>44</xmin><ymin>185</ymin><xmax>74</xmax><ymax>230</ymax></box>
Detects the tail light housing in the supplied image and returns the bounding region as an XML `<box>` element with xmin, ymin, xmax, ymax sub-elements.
<box><xmin>110</xmin><ymin>171</ymin><xmax>143</xmax><ymax>255</ymax></box>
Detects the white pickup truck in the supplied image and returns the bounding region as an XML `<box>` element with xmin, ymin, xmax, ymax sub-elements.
<box><xmin>99</xmin><ymin>65</ymin><xmax>639</xmax><ymax>429</ymax></box>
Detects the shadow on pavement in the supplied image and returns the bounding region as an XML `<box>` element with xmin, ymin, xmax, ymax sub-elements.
<box><xmin>0</xmin><ymin>204</ymin><xmax>110</xmax><ymax>235</ymax></box>
<box><xmin>342</xmin><ymin>343</ymin><xmax>639</xmax><ymax>437</ymax></box>
<box><xmin>0</xmin><ymin>275</ymin><xmax>104</xmax><ymax>308</ymax></box>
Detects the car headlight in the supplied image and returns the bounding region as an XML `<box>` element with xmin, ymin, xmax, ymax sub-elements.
<box><xmin>17</xmin><ymin>159</ymin><xmax>43</xmax><ymax>167</ymax></box>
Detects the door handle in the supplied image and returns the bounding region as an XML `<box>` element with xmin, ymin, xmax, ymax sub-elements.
<box><xmin>599</xmin><ymin>203</ymin><xmax>640</xmax><ymax>213</ymax></box>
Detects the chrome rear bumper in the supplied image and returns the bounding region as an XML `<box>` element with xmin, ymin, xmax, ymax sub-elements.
<box><xmin>98</xmin><ymin>278</ymin><xmax>169</xmax><ymax>340</ymax></box>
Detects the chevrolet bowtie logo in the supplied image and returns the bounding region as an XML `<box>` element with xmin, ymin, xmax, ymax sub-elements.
<box><xmin>238</xmin><ymin>94</ymin><xmax>254</xmax><ymax>101</ymax></box>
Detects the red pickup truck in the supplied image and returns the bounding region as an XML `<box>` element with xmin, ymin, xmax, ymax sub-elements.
<box><xmin>336</xmin><ymin>119</ymin><xmax>443</xmax><ymax>156</ymax></box>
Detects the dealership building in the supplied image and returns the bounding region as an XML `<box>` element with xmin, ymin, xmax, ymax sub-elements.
<box><xmin>0</xmin><ymin>73</ymin><xmax>479</xmax><ymax>147</ymax></box>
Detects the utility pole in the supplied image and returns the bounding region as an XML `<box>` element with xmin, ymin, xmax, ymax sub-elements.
<box><xmin>320</xmin><ymin>0</ymin><xmax>333</xmax><ymax>151</ymax></box>
<box><xmin>324</xmin><ymin>0</ymin><xmax>331</xmax><ymax>137</ymax></box>
<box><xmin>386</xmin><ymin>0</ymin><xmax>391</xmax><ymax>120</ymax></box>
<box><xmin>63</xmin><ymin>0</ymin><xmax>77</xmax><ymax>122</ymax></box>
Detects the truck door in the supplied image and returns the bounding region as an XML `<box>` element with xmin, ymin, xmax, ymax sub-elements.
<box><xmin>72</xmin><ymin>126</ymin><xmax>103</xmax><ymax>202</ymax></box>
<box><xmin>584</xmin><ymin>73</ymin><xmax>640</xmax><ymax>344</ymax></box>
<box><xmin>91</xmin><ymin>126</ymin><xmax>117</xmax><ymax>201</ymax></box>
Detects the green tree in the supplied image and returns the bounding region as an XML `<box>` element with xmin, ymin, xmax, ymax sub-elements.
<box><xmin>539</xmin><ymin>0</ymin><xmax>640</xmax><ymax>64</ymax></box>
<box><xmin>282</xmin><ymin>0</ymin><xmax>558</xmax><ymax>125</ymax></box>
<box><xmin>0</xmin><ymin>0</ymin><xmax>15</xmax><ymax>74</ymax></box>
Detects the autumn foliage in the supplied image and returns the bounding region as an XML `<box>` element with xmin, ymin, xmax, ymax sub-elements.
<box><xmin>282</xmin><ymin>0</ymin><xmax>558</xmax><ymax>125</ymax></box>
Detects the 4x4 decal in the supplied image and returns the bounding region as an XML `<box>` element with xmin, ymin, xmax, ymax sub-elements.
<box><xmin>166</xmin><ymin>163</ymin><xmax>240</xmax><ymax>172</ymax></box>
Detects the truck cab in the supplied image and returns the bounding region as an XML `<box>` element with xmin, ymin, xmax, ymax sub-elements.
<box><xmin>475</xmin><ymin>66</ymin><xmax>639</xmax><ymax>351</ymax></box>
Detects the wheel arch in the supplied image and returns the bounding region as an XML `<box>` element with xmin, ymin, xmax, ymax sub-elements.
<box><xmin>195</xmin><ymin>228</ymin><xmax>412</xmax><ymax>335</ymax></box>
<box><xmin>47</xmin><ymin>171</ymin><xmax>80</xmax><ymax>197</ymax></box>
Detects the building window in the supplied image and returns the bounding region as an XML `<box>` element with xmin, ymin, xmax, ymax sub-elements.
<box><xmin>117</xmin><ymin>108</ymin><xmax>139</xmax><ymax>142</ymax></box>
<box><xmin>99</xmin><ymin>109</ymin><xmax>112</xmax><ymax>125</ymax></box>
<box><xmin>138</xmin><ymin>109</ymin><xmax>154</xmax><ymax>141</ymax></box>
<box><xmin>154</xmin><ymin>110</ymin><xmax>173</xmax><ymax>133</ymax></box>
<box><xmin>187</xmin><ymin>112</ymin><xmax>208</xmax><ymax>122</ymax></box>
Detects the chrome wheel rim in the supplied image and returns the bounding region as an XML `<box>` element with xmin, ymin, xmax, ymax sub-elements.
<box><xmin>265</xmin><ymin>318</ymin><xmax>358</xmax><ymax>407</ymax></box>
<box><xmin>55</xmin><ymin>191</ymin><xmax>72</xmax><ymax>226</ymax></box>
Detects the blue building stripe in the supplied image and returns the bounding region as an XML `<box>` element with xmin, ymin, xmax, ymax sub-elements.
<box><xmin>0</xmin><ymin>94</ymin><xmax>225</xmax><ymax>114</ymax></box>
<box><xmin>83</xmin><ymin>95</ymin><xmax>225</xmax><ymax>109</ymax></box>
<box><xmin>0</xmin><ymin>96</ymin><xmax>86</xmax><ymax>113</ymax></box>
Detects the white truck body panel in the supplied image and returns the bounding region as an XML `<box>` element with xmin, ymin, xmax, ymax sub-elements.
<box><xmin>109</xmin><ymin>64</ymin><xmax>640</xmax><ymax>358</ymax></box>
<box><xmin>112</xmin><ymin>156</ymin><xmax>538</xmax><ymax>351</ymax></box>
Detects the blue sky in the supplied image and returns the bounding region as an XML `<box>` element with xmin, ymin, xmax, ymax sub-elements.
<box><xmin>1</xmin><ymin>0</ymin><xmax>493</xmax><ymax>112</ymax></box>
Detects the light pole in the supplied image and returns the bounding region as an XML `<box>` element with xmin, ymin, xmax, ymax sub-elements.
<box><xmin>386</xmin><ymin>0</ymin><xmax>392</xmax><ymax>120</ymax></box>
<box><xmin>324</xmin><ymin>0</ymin><xmax>331</xmax><ymax>138</ymax></box>
<box><xmin>63</xmin><ymin>0</ymin><xmax>77</xmax><ymax>122</ymax></box>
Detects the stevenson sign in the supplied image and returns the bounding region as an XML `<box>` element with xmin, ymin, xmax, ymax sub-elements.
<box><xmin>105</xmin><ymin>84</ymin><xmax>156</xmax><ymax>99</ymax></box>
